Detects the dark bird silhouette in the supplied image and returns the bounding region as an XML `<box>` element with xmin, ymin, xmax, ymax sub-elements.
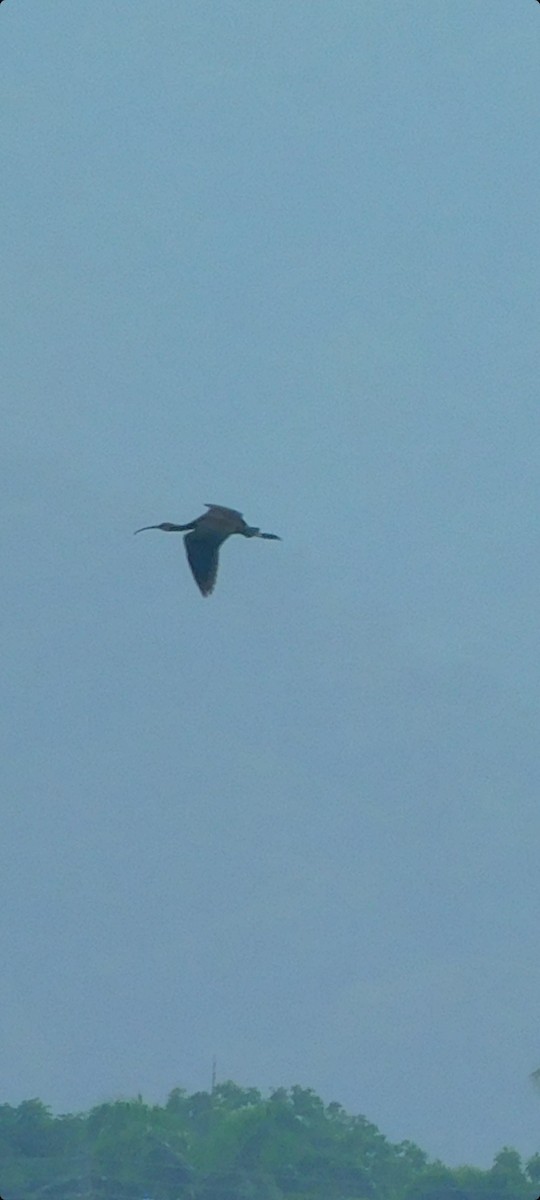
<box><xmin>135</xmin><ymin>503</ymin><xmax>280</xmax><ymax>596</ymax></box>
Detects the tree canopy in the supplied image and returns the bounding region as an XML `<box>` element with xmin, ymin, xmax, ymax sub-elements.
<box><xmin>0</xmin><ymin>1083</ymin><xmax>537</xmax><ymax>1200</ymax></box>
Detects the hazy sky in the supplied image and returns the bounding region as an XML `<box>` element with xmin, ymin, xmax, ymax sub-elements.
<box><xmin>1</xmin><ymin>0</ymin><xmax>540</xmax><ymax>1170</ymax></box>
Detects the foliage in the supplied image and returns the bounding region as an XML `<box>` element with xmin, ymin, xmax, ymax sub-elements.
<box><xmin>0</xmin><ymin>1083</ymin><xmax>537</xmax><ymax>1200</ymax></box>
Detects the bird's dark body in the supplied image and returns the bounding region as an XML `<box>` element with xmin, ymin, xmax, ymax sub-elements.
<box><xmin>135</xmin><ymin>504</ymin><xmax>280</xmax><ymax>596</ymax></box>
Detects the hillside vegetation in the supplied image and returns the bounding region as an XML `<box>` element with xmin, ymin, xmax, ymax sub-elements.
<box><xmin>0</xmin><ymin>1082</ymin><xmax>538</xmax><ymax>1200</ymax></box>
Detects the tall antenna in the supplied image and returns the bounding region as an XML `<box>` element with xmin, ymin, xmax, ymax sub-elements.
<box><xmin>211</xmin><ymin>1055</ymin><xmax>217</xmax><ymax>1094</ymax></box>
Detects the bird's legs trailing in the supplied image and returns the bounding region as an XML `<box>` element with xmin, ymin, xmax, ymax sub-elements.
<box><xmin>242</xmin><ymin>526</ymin><xmax>281</xmax><ymax>540</ymax></box>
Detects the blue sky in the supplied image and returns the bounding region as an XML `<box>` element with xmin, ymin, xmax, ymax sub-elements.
<box><xmin>1</xmin><ymin>0</ymin><xmax>540</xmax><ymax>1168</ymax></box>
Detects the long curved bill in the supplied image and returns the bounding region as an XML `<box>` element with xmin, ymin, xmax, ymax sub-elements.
<box><xmin>134</xmin><ymin>525</ymin><xmax>161</xmax><ymax>534</ymax></box>
<box><xmin>259</xmin><ymin>532</ymin><xmax>281</xmax><ymax>539</ymax></box>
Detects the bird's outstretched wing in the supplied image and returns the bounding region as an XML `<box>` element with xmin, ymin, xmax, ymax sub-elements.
<box><xmin>205</xmin><ymin>504</ymin><xmax>244</xmax><ymax>520</ymax></box>
<box><xmin>184</xmin><ymin>530</ymin><xmax>225</xmax><ymax>596</ymax></box>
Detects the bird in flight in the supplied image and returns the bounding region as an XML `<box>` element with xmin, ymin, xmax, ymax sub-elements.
<box><xmin>135</xmin><ymin>504</ymin><xmax>281</xmax><ymax>596</ymax></box>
